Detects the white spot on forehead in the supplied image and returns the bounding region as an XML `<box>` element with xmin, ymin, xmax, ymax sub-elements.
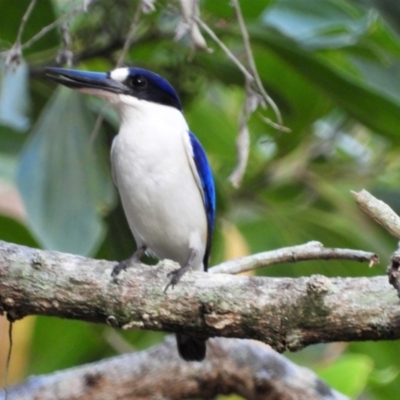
<box><xmin>110</xmin><ymin>68</ymin><xmax>129</xmax><ymax>82</ymax></box>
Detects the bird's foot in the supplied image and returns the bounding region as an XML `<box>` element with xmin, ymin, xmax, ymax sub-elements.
<box><xmin>164</xmin><ymin>248</ymin><xmax>199</xmax><ymax>292</ymax></box>
<box><xmin>164</xmin><ymin>265</ymin><xmax>191</xmax><ymax>292</ymax></box>
<box><xmin>111</xmin><ymin>245</ymin><xmax>146</xmax><ymax>281</ymax></box>
<box><xmin>111</xmin><ymin>259</ymin><xmax>132</xmax><ymax>280</ymax></box>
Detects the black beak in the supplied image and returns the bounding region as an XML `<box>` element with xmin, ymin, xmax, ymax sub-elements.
<box><xmin>45</xmin><ymin>67</ymin><xmax>126</xmax><ymax>94</ymax></box>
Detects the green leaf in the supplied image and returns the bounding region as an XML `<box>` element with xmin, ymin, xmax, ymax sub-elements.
<box><xmin>351</xmin><ymin>56</ymin><xmax>400</xmax><ymax>104</ymax></box>
<box><xmin>0</xmin><ymin>0</ymin><xmax>58</xmax><ymax>53</ymax></box>
<box><xmin>369</xmin><ymin>365</ymin><xmax>399</xmax><ymax>386</ymax></box>
<box><xmin>251</xmin><ymin>31</ymin><xmax>400</xmax><ymax>141</ymax></box>
<box><xmin>0</xmin><ymin>214</ymin><xmax>38</xmax><ymax>247</ymax></box>
<box><xmin>262</xmin><ymin>0</ymin><xmax>368</xmax><ymax>49</ymax></box>
<box><xmin>28</xmin><ymin>317</ymin><xmax>108</xmax><ymax>374</ymax></box>
<box><xmin>17</xmin><ymin>87</ymin><xmax>115</xmax><ymax>256</ymax></box>
<box><xmin>349</xmin><ymin>341</ymin><xmax>400</xmax><ymax>400</ymax></box>
<box><xmin>95</xmin><ymin>200</ymin><xmax>136</xmax><ymax>262</ymax></box>
<box><xmin>316</xmin><ymin>354</ymin><xmax>374</xmax><ymax>397</ymax></box>
<box><xmin>369</xmin><ymin>0</ymin><xmax>400</xmax><ymax>36</ymax></box>
<box><xmin>202</xmin><ymin>0</ymin><xmax>274</xmax><ymax>19</ymax></box>
<box><xmin>186</xmin><ymin>83</ymin><xmax>240</xmax><ymax>177</ymax></box>
<box><xmin>251</xmin><ymin>45</ymin><xmax>330</xmax><ymax>139</ymax></box>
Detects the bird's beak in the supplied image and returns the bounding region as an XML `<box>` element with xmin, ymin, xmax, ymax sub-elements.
<box><xmin>45</xmin><ymin>67</ymin><xmax>126</xmax><ymax>97</ymax></box>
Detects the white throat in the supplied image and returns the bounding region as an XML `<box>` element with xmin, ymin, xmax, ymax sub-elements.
<box><xmin>115</xmin><ymin>95</ymin><xmax>187</xmax><ymax>135</ymax></box>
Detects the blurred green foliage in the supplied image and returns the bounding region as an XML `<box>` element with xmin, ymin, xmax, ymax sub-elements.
<box><xmin>1</xmin><ymin>0</ymin><xmax>400</xmax><ymax>398</ymax></box>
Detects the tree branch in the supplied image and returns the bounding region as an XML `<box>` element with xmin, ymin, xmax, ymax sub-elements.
<box><xmin>352</xmin><ymin>189</ymin><xmax>400</xmax><ymax>298</ymax></box>
<box><xmin>0</xmin><ymin>240</ymin><xmax>397</xmax><ymax>353</ymax></box>
<box><xmin>352</xmin><ymin>189</ymin><xmax>400</xmax><ymax>239</ymax></box>
<box><xmin>211</xmin><ymin>240</ymin><xmax>378</xmax><ymax>274</ymax></box>
<box><xmin>0</xmin><ymin>336</ymin><xmax>348</xmax><ymax>400</ymax></box>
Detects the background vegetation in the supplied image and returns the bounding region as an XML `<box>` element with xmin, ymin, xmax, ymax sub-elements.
<box><xmin>1</xmin><ymin>0</ymin><xmax>400</xmax><ymax>398</ymax></box>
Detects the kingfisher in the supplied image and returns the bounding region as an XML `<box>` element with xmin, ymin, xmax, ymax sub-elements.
<box><xmin>46</xmin><ymin>66</ymin><xmax>216</xmax><ymax>362</ymax></box>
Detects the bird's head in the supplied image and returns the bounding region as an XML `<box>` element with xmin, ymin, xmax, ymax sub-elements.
<box><xmin>45</xmin><ymin>67</ymin><xmax>182</xmax><ymax>112</ymax></box>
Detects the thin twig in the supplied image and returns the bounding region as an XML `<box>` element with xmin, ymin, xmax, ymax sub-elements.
<box><xmin>3</xmin><ymin>0</ymin><xmax>37</xmax><ymax>68</ymax></box>
<box><xmin>21</xmin><ymin>5</ymin><xmax>85</xmax><ymax>51</ymax></box>
<box><xmin>352</xmin><ymin>189</ymin><xmax>400</xmax><ymax>239</ymax></box>
<box><xmin>194</xmin><ymin>16</ymin><xmax>254</xmax><ymax>82</ymax></box>
<box><xmin>227</xmin><ymin>0</ymin><xmax>289</xmax><ymax>186</ymax></box>
<box><xmin>196</xmin><ymin>13</ymin><xmax>254</xmax><ymax>185</ymax></box>
<box><xmin>258</xmin><ymin>113</ymin><xmax>291</xmax><ymax>132</ymax></box>
<box><xmin>211</xmin><ymin>241</ymin><xmax>379</xmax><ymax>275</ymax></box>
<box><xmin>177</xmin><ymin>0</ymin><xmax>209</xmax><ymax>52</ymax></box>
<box><xmin>56</xmin><ymin>23</ymin><xmax>73</xmax><ymax>67</ymax></box>
<box><xmin>15</xmin><ymin>0</ymin><xmax>37</xmax><ymax>46</ymax></box>
<box><xmin>195</xmin><ymin>6</ymin><xmax>289</xmax><ymax>187</ymax></box>
<box><xmin>2</xmin><ymin>322</ymin><xmax>13</xmax><ymax>400</ymax></box>
<box><xmin>228</xmin><ymin>80</ymin><xmax>254</xmax><ymax>187</ymax></box>
<box><xmin>88</xmin><ymin>107</ymin><xmax>107</xmax><ymax>147</ymax></box>
<box><xmin>231</xmin><ymin>0</ymin><xmax>283</xmax><ymax>128</ymax></box>
<box><xmin>89</xmin><ymin>0</ymin><xmax>143</xmax><ymax>145</ymax></box>
<box><xmin>103</xmin><ymin>328</ymin><xmax>135</xmax><ymax>354</ymax></box>
<box><xmin>116</xmin><ymin>0</ymin><xmax>143</xmax><ymax>67</ymax></box>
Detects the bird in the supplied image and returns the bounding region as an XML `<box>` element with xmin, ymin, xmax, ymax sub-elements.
<box><xmin>46</xmin><ymin>66</ymin><xmax>216</xmax><ymax>362</ymax></box>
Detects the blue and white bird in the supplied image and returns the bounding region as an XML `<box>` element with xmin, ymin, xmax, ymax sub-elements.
<box><xmin>46</xmin><ymin>66</ymin><xmax>216</xmax><ymax>362</ymax></box>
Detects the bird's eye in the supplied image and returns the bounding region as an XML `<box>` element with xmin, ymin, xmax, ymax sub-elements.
<box><xmin>127</xmin><ymin>75</ymin><xmax>148</xmax><ymax>90</ymax></box>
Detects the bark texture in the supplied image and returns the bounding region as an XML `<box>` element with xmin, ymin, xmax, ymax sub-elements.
<box><xmin>352</xmin><ymin>189</ymin><xmax>400</xmax><ymax>239</ymax></box>
<box><xmin>1</xmin><ymin>337</ymin><xmax>347</xmax><ymax>400</ymax></box>
<box><xmin>0</xmin><ymin>240</ymin><xmax>399</xmax><ymax>353</ymax></box>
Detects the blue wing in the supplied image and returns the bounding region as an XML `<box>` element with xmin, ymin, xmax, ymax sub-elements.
<box><xmin>188</xmin><ymin>131</ymin><xmax>216</xmax><ymax>271</ymax></box>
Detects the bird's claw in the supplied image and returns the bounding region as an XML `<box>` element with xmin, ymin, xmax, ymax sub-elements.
<box><xmin>111</xmin><ymin>259</ymin><xmax>132</xmax><ymax>281</ymax></box>
<box><xmin>112</xmin><ymin>246</ymin><xmax>147</xmax><ymax>282</ymax></box>
<box><xmin>164</xmin><ymin>267</ymin><xmax>186</xmax><ymax>292</ymax></box>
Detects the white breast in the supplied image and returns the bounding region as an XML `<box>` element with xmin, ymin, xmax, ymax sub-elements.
<box><xmin>110</xmin><ymin>98</ymin><xmax>207</xmax><ymax>270</ymax></box>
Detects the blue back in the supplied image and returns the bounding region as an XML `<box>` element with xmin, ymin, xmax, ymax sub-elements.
<box><xmin>189</xmin><ymin>132</ymin><xmax>216</xmax><ymax>270</ymax></box>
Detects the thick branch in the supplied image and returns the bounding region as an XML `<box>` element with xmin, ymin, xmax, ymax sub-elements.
<box><xmin>0</xmin><ymin>240</ymin><xmax>398</xmax><ymax>352</ymax></box>
<box><xmin>0</xmin><ymin>337</ymin><xmax>347</xmax><ymax>400</ymax></box>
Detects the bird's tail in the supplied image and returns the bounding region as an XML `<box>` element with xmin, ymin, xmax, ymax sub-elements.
<box><xmin>176</xmin><ymin>333</ymin><xmax>207</xmax><ymax>362</ymax></box>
